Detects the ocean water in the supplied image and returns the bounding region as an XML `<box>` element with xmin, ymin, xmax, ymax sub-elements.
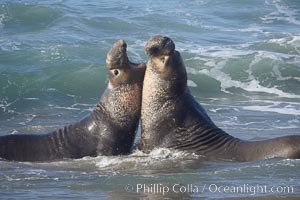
<box><xmin>0</xmin><ymin>0</ymin><xmax>300</xmax><ymax>199</ymax></box>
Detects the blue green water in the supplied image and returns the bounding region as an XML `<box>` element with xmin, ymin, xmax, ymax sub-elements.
<box><xmin>0</xmin><ymin>0</ymin><xmax>300</xmax><ymax>199</ymax></box>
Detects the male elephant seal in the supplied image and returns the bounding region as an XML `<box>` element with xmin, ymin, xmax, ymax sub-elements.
<box><xmin>140</xmin><ymin>35</ymin><xmax>300</xmax><ymax>162</ymax></box>
<box><xmin>0</xmin><ymin>40</ymin><xmax>146</xmax><ymax>162</ymax></box>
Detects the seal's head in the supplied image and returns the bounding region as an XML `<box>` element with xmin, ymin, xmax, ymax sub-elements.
<box><xmin>143</xmin><ymin>36</ymin><xmax>187</xmax><ymax>99</ymax></box>
<box><xmin>145</xmin><ymin>36</ymin><xmax>187</xmax><ymax>82</ymax></box>
<box><xmin>100</xmin><ymin>40</ymin><xmax>146</xmax><ymax>126</ymax></box>
<box><xmin>106</xmin><ymin>40</ymin><xmax>146</xmax><ymax>88</ymax></box>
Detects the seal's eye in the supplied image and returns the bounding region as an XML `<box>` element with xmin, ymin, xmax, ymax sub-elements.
<box><xmin>113</xmin><ymin>69</ymin><xmax>119</xmax><ymax>76</ymax></box>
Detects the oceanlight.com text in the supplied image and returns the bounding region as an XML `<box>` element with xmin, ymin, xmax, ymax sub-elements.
<box><xmin>124</xmin><ymin>183</ymin><xmax>294</xmax><ymax>196</ymax></box>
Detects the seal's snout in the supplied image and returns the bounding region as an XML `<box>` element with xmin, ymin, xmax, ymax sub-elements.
<box><xmin>106</xmin><ymin>40</ymin><xmax>129</xmax><ymax>69</ymax></box>
<box><xmin>145</xmin><ymin>35</ymin><xmax>175</xmax><ymax>57</ymax></box>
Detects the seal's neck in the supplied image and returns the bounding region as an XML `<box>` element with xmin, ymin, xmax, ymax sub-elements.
<box><xmin>143</xmin><ymin>65</ymin><xmax>187</xmax><ymax>102</ymax></box>
<box><xmin>96</xmin><ymin>83</ymin><xmax>142</xmax><ymax>126</ymax></box>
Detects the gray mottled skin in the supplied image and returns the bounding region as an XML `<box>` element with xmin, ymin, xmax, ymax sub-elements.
<box><xmin>0</xmin><ymin>40</ymin><xmax>146</xmax><ymax>162</ymax></box>
<box><xmin>140</xmin><ymin>35</ymin><xmax>300</xmax><ymax>162</ymax></box>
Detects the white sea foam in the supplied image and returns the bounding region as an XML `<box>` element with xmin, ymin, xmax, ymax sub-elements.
<box><xmin>197</xmin><ymin>57</ymin><xmax>300</xmax><ymax>98</ymax></box>
<box><xmin>95</xmin><ymin>148</ymin><xmax>199</xmax><ymax>170</ymax></box>
<box><xmin>244</xmin><ymin>100</ymin><xmax>300</xmax><ymax>117</ymax></box>
<box><xmin>189</xmin><ymin>46</ymin><xmax>254</xmax><ymax>59</ymax></box>
<box><xmin>243</xmin><ymin>105</ymin><xmax>300</xmax><ymax>115</ymax></box>
<box><xmin>268</xmin><ymin>36</ymin><xmax>300</xmax><ymax>46</ymax></box>
<box><xmin>0</xmin><ymin>14</ymin><xmax>5</xmax><ymax>29</ymax></box>
<box><xmin>0</xmin><ymin>40</ymin><xmax>21</xmax><ymax>51</ymax></box>
<box><xmin>46</xmin><ymin>88</ymin><xmax>58</xmax><ymax>92</ymax></box>
<box><xmin>182</xmin><ymin>33</ymin><xmax>300</xmax><ymax>60</ymax></box>
<box><xmin>267</xmin><ymin>36</ymin><xmax>300</xmax><ymax>54</ymax></box>
<box><xmin>24</xmin><ymin>98</ymin><xmax>39</xmax><ymax>100</ymax></box>
<box><xmin>187</xmin><ymin>43</ymin><xmax>300</xmax><ymax>99</ymax></box>
<box><xmin>238</xmin><ymin>24</ymin><xmax>272</xmax><ymax>36</ymax></box>
<box><xmin>206</xmin><ymin>70</ymin><xmax>299</xmax><ymax>98</ymax></box>
<box><xmin>273</xmin><ymin>64</ymin><xmax>300</xmax><ymax>82</ymax></box>
<box><xmin>263</xmin><ymin>0</ymin><xmax>300</xmax><ymax>25</ymax></box>
<box><xmin>0</xmin><ymin>98</ymin><xmax>16</xmax><ymax>113</ymax></box>
<box><xmin>54</xmin><ymin>106</ymin><xmax>81</xmax><ymax>111</ymax></box>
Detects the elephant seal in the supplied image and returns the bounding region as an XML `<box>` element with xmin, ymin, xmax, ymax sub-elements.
<box><xmin>140</xmin><ymin>35</ymin><xmax>300</xmax><ymax>162</ymax></box>
<box><xmin>0</xmin><ymin>40</ymin><xmax>146</xmax><ymax>162</ymax></box>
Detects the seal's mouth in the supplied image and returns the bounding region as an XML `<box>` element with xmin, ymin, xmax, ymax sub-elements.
<box><xmin>145</xmin><ymin>35</ymin><xmax>175</xmax><ymax>57</ymax></box>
